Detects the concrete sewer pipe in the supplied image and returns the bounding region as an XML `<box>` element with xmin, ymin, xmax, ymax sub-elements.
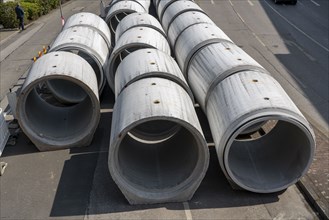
<box><xmin>159</xmin><ymin>1</ymin><xmax>316</xmax><ymax>192</ymax></box>
<box><xmin>187</xmin><ymin>42</ymin><xmax>266</xmax><ymax>110</ymax></box>
<box><xmin>156</xmin><ymin>0</ymin><xmax>194</xmax><ymax>22</ymax></box>
<box><xmin>174</xmin><ymin>23</ymin><xmax>233</xmax><ymax>76</ymax></box>
<box><xmin>105</xmin><ymin>0</ymin><xmax>147</xmax><ymax>39</ymax></box>
<box><xmin>114</xmin><ymin>48</ymin><xmax>194</xmax><ymax>100</ymax></box>
<box><xmin>16</xmin><ymin>52</ymin><xmax>100</xmax><ymax>151</ymax></box>
<box><xmin>115</xmin><ymin>13</ymin><xmax>166</xmax><ymax>43</ymax></box>
<box><xmin>107</xmin><ymin>26</ymin><xmax>171</xmax><ymax>91</ymax></box>
<box><xmin>63</xmin><ymin>12</ymin><xmax>112</xmax><ymax>49</ymax></box>
<box><xmin>160</xmin><ymin>0</ymin><xmax>205</xmax><ymax>33</ymax></box>
<box><xmin>167</xmin><ymin>11</ymin><xmax>215</xmax><ymax>49</ymax></box>
<box><xmin>49</xmin><ymin>26</ymin><xmax>109</xmax><ymax>101</ymax></box>
<box><xmin>206</xmin><ymin>71</ymin><xmax>315</xmax><ymax>193</ymax></box>
<box><xmin>108</xmin><ymin>77</ymin><xmax>209</xmax><ymax>204</ymax></box>
<box><xmin>110</xmin><ymin>0</ymin><xmax>151</xmax><ymax>12</ymax></box>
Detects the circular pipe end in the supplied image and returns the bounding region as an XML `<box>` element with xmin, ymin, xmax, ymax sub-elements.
<box><xmin>224</xmin><ymin>116</ymin><xmax>315</xmax><ymax>193</ymax></box>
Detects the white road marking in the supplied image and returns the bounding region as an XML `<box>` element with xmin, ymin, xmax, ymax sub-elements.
<box><xmin>248</xmin><ymin>0</ymin><xmax>254</xmax><ymax>6</ymax></box>
<box><xmin>183</xmin><ymin>202</ymin><xmax>193</xmax><ymax>220</ymax></box>
<box><xmin>310</xmin><ymin>0</ymin><xmax>320</xmax><ymax>6</ymax></box>
<box><xmin>285</xmin><ymin>39</ymin><xmax>316</xmax><ymax>61</ymax></box>
<box><xmin>264</xmin><ymin>1</ymin><xmax>329</xmax><ymax>52</ymax></box>
<box><xmin>237</xmin><ymin>12</ymin><xmax>245</xmax><ymax>23</ymax></box>
<box><xmin>252</xmin><ymin>33</ymin><xmax>266</xmax><ymax>47</ymax></box>
<box><xmin>210</xmin><ymin>0</ymin><xmax>215</xmax><ymax>4</ymax></box>
<box><xmin>229</xmin><ymin>0</ymin><xmax>234</xmax><ymax>6</ymax></box>
<box><xmin>100</xmin><ymin>108</ymin><xmax>113</xmax><ymax>113</ymax></box>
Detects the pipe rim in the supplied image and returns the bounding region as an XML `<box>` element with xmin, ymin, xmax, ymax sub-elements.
<box><xmin>109</xmin><ymin>116</ymin><xmax>209</xmax><ymax>200</ymax></box>
<box><xmin>17</xmin><ymin>75</ymin><xmax>100</xmax><ymax>147</ymax></box>
<box><xmin>169</xmin><ymin>17</ymin><xmax>214</xmax><ymax>50</ymax></box>
<box><xmin>49</xmin><ymin>45</ymin><xmax>106</xmax><ymax>92</ymax></box>
<box><xmin>105</xmin><ymin>2</ymin><xmax>146</xmax><ymax>34</ymax></box>
<box><xmin>108</xmin><ymin>29</ymin><xmax>171</xmax><ymax>90</ymax></box>
<box><xmin>115</xmin><ymin>71</ymin><xmax>195</xmax><ymax>101</ymax></box>
<box><xmin>223</xmin><ymin>114</ymin><xmax>315</xmax><ymax>193</ymax></box>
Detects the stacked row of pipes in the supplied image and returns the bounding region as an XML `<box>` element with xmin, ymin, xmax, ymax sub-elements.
<box><xmin>15</xmin><ymin>0</ymin><xmax>316</xmax><ymax>205</ymax></box>
<box><xmin>16</xmin><ymin>12</ymin><xmax>112</xmax><ymax>151</ymax></box>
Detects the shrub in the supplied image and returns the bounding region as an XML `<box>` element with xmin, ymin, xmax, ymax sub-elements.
<box><xmin>0</xmin><ymin>0</ymin><xmax>63</xmax><ymax>29</ymax></box>
<box><xmin>22</xmin><ymin>0</ymin><xmax>59</xmax><ymax>15</ymax></box>
<box><xmin>0</xmin><ymin>2</ymin><xmax>18</xmax><ymax>29</ymax></box>
<box><xmin>21</xmin><ymin>2</ymin><xmax>42</xmax><ymax>20</ymax></box>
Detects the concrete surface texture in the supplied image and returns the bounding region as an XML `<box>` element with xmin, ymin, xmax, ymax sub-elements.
<box><xmin>0</xmin><ymin>0</ymin><xmax>328</xmax><ymax>219</ymax></box>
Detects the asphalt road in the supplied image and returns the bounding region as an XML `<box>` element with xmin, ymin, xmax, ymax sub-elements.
<box><xmin>0</xmin><ymin>0</ymin><xmax>328</xmax><ymax>219</ymax></box>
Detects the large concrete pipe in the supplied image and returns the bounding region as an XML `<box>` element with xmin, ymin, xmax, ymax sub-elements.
<box><xmin>115</xmin><ymin>12</ymin><xmax>166</xmax><ymax>43</ymax></box>
<box><xmin>167</xmin><ymin>11</ymin><xmax>214</xmax><ymax>49</ymax></box>
<box><xmin>187</xmin><ymin>42</ymin><xmax>267</xmax><ymax>110</ymax></box>
<box><xmin>174</xmin><ymin>23</ymin><xmax>233</xmax><ymax>76</ymax></box>
<box><xmin>16</xmin><ymin>52</ymin><xmax>100</xmax><ymax>151</ymax></box>
<box><xmin>108</xmin><ymin>77</ymin><xmax>209</xmax><ymax>204</ymax></box>
<box><xmin>107</xmin><ymin>26</ymin><xmax>171</xmax><ymax>91</ymax></box>
<box><xmin>110</xmin><ymin>0</ymin><xmax>150</xmax><ymax>12</ymax></box>
<box><xmin>160</xmin><ymin>0</ymin><xmax>204</xmax><ymax>33</ymax></box>
<box><xmin>206</xmin><ymin>71</ymin><xmax>315</xmax><ymax>193</ymax></box>
<box><xmin>105</xmin><ymin>1</ymin><xmax>146</xmax><ymax>38</ymax></box>
<box><xmin>63</xmin><ymin>12</ymin><xmax>112</xmax><ymax>49</ymax></box>
<box><xmin>49</xmin><ymin>26</ymin><xmax>109</xmax><ymax>98</ymax></box>
<box><xmin>156</xmin><ymin>0</ymin><xmax>194</xmax><ymax>22</ymax></box>
<box><xmin>114</xmin><ymin>48</ymin><xmax>194</xmax><ymax>101</ymax></box>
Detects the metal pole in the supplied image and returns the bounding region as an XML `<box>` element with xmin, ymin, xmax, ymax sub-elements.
<box><xmin>59</xmin><ymin>0</ymin><xmax>65</xmax><ymax>27</ymax></box>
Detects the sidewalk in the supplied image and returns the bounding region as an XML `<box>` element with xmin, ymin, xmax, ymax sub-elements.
<box><xmin>0</xmin><ymin>30</ymin><xmax>18</xmax><ymax>44</ymax></box>
<box><xmin>0</xmin><ymin>0</ymin><xmax>328</xmax><ymax>219</ymax></box>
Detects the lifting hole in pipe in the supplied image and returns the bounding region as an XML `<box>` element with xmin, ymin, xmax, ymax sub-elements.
<box><xmin>118</xmin><ymin>123</ymin><xmax>199</xmax><ymax>190</ymax></box>
<box><xmin>227</xmin><ymin>118</ymin><xmax>313</xmax><ymax>192</ymax></box>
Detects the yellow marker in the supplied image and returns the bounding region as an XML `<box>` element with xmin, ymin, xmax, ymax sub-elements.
<box><xmin>43</xmin><ymin>46</ymin><xmax>47</xmax><ymax>54</ymax></box>
<box><xmin>33</xmin><ymin>57</ymin><xmax>37</xmax><ymax>62</ymax></box>
<box><xmin>38</xmin><ymin>51</ymin><xmax>42</xmax><ymax>57</ymax></box>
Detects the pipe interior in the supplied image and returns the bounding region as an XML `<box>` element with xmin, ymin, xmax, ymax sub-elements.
<box><xmin>110</xmin><ymin>12</ymin><xmax>131</xmax><ymax>34</ymax></box>
<box><xmin>227</xmin><ymin>119</ymin><xmax>312</xmax><ymax>191</ymax></box>
<box><xmin>70</xmin><ymin>50</ymin><xmax>102</xmax><ymax>87</ymax></box>
<box><xmin>118</xmin><ymin>122</ymin><xmax>199</xmax><ymax>190</ymax></box>
<box><xmin>47</xmin><ymin>79</ymin><xmax>87</xmax><ymax>104</ymax></box>
<box><xmin>129</xmin><ymin>120</ymin><xmax>182</xmax><ymax>143</ymax></box>
<box><xmin>113</xmin><ymin>46</ymin><xmax>148</xmax><ymax>75</ymax></box>
<box><xmin>24</xmin><ymin>83</ymin><xmax>94</xmax><ymax>138</ymax></box>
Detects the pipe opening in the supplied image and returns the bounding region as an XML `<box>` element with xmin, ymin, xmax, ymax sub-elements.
<box><xmin>72</xmin><ymin>50</ymin><xmax>101</xmax><ymax>86</ymax></box>
<box><xmin>110</xmin><ymin>12</ymin><xmax>131</xmax><ymax>34</ymax></box>
<box><xmin>128</xmin><ymin>120</ymin><xmax>181</xmax><ymax>144</ymax></box>
<box><xmin>24</xmin><ymin>82</ymin><xmax>94</xmax><ymax>139</ymax></box>
<box><xmin>46</xmin><ymin>50</ymin><xmax>101</xmax><ymax>102</ymax></box>
<box><xmin>118</xmin><ymin>47</ymin><xmax>143</xmax><ymax>62</ymax></box>
<box><xmin>118</xmin><ymin>123</ymin><xmax>199</xmax><ymax>190</ymax></box>
<box><xmin>226</xmin><ymin>119</ymin><xmax>313</xmax><ymax>192</ymax></box>
<box><xmin>114</xmin><ymin>46</ymin><xmax>148</xmax><ymax>74</ymax></box>
<box><xmin>236</xmin><ymin>120</ymin><xmax>277</xmax><ymax>140</ymax></box>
